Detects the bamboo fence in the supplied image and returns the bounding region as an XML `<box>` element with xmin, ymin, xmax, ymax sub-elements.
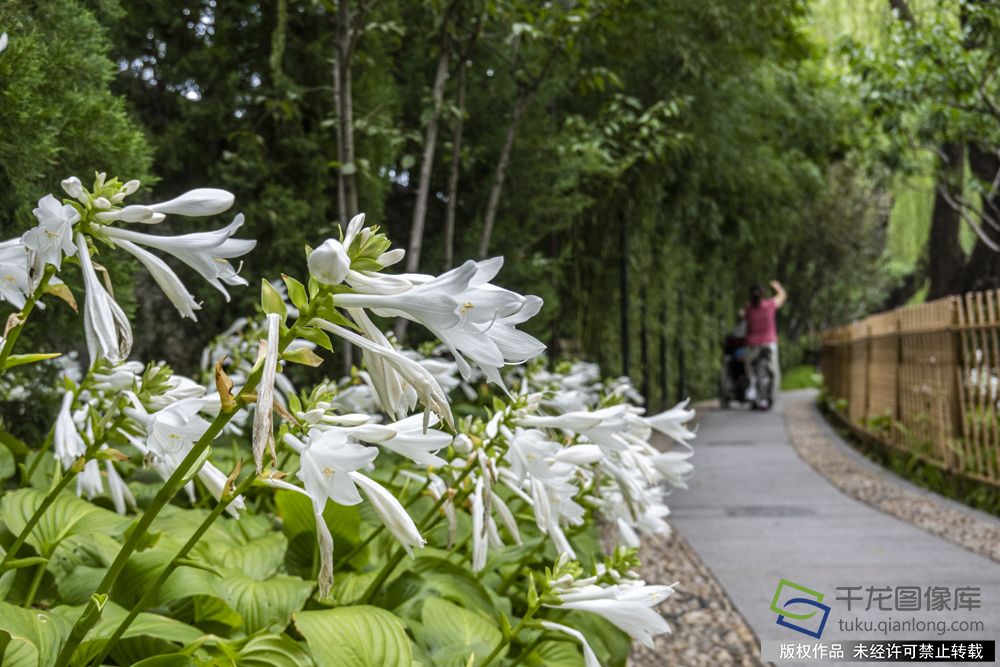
<box><xmin>820</xmin><ymin>291</ymin><xmax>1000</xmax><ymax>487</ymax></box>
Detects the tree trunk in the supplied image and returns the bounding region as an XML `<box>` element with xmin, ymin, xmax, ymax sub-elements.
<box><xmin>477</xmin><ymin>91</ymin><xmax>529</xmax><ymax>259</ymax></box>
<box><xmin>443</xmin><ymin>61</ymin><xmax>468</xmax><ymax>270</ymax></box>
<box><xmin>927</xmin><ymin>142</ymin><xmax>966</xmax><ymax>299</ymax></box>
<box><xmin>334</xmin><ymin>0</ymin><xmax>359</xmax><ymax>374</ymax></box>
<box><xmin>961</xmin><ymin>143</ymin><xmax>1000</xmax><ymax>291</ymax></box>
<box><xmin>406</xmin><ymin>44</ymin><xmax>450</xmax><ymax>274</ymax></box>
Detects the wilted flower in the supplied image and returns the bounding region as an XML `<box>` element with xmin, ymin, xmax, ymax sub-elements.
<box><xmin>77</xmin><ymin>233</ymin><xmax>132</xmax><ymax>364</ymax></box>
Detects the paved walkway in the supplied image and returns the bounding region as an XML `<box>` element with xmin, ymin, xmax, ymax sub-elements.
<box><xmin>670</xmin><ymin>391</ymin><xmax>1000</xmax><ymax>666</ymax></box>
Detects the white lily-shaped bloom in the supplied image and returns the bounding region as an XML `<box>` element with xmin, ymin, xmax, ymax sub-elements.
<box><xmin>313</xmin><ymin>317</ymin><xmax>453</xmax><ymax>429</ymax></box>
<box><xmin>75</xmin><ymin>455</ymin><xmax>138</xmax><ymax>515</ymax></box>
<box><xmin>146</xmin><ymin>374</ymin><xmax>207</xmax><ymax>410</ymax></box>
<box><xmin>334</xmin><ymin>255</ymin><xmax>545</xmax><ymax>389</ymax></box>
<box><xmin>77</xmin><ymin>233</ymin><xmax>133</xmax><ymax>364</ymax></box>
<box><xmin>652</xmin><ymin>449</ymin><xmax>694</xmax><ymax>489</ymax></box>
<box><xmin>345</xmin><ymin>308</ymin><xmax>417</xmax><ymax>420</ymax></box>
<box><xmin>308</xmin><ymin>238</ymin><xmax>351</xmax><ymax>286</ymax></box>
<box><xmin>54</xmin><ymin>391</ymin><xmax>86</xmax><ymax>468</ymax></box>
<box><xmin>286</xmin><ymin>430</ymin><xmax>379</xmax><ymax>507</ymax></box>
<box><xmin>22</xmin><ymin>194</ymin><xmax>79</xmax><ymax>271</ymax></box>
<box><xmin>349</xmin><ymin>471</ymin><xmax>425</xmax><ymax>556</ymax></box>
<box><xmin>252</xmin><ymin>313</ymin><xmax>281</xmax><ymax>473</ymax></box>
<box><xmin>549</xmin><ymin>580</ymin><xmax>675</xmax><ymax>647</ymax></box>
<box><xmin>126</xmin><ymin>397</ymin><xmax>244</xmax><ymax>517</ymax></box>
<box><xmin>0</xmin><ymin>33</ymin><xmax>7</xmax><ymax>55</ymax></box>
<box><xmin>114</xmin><ymin>239</ymin><xmax>200</xmax><ymax>319</ymax></box>
<box><xmin>352</xmin><ymin>413</ymin><xmax>450</xmax><ymax>467</ymax></box>
<box><xmin>91</xmin><ymin>361</ymin><xmax>144</xmax><ymax>392</ymax></box>
<box><xmin>538</xmin><ymin>622</ymin><xmax>600</xmax><ymax>667</ymax></box>
<box><xmin>100</xmin><ymin>213</ymin><xmax>255</xmax><ymax>300</ymax></box>
<box><xmin>471</xmin><ymin>476</ymin><xmax>489</xmax><ymax>572</ymax></box>
<box><xmin>0</xmin><ymin>239</ymin><xmax>31</xmax><ymax>308</ymax></box>
<box><xmin>644</xmin><ymin>400</ymin><xmax>696</xmax><ymax>445</ymax></box>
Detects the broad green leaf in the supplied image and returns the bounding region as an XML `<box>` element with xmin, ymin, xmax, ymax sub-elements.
<box><xmin>0</xmin><ymin>600</ymin><xmax>72</xmax><ymax>667</ymax></box>
<box><xmin>275</xmin><ymin>490</ymin><xmax>362</xmax><ymax>574</ymax></box>
<box><xmin>415</xmin><ymin>598</ymin><xmax>502</xmax><ymax>667</ymax></box>
<box><xmin>220</xmin><ymin>571</ymin><xmax>313</xmax><ymax>633</ymax></box>
<box><xmin>129</xmin><ymin>655</ymin><xmax>195</xmax><ymax>667</ymax></box>
<box><xmin>0</xmin><ymin>429</ymin><xmax>30</xmax><ymax>457</ymax></box>
<box><xmin>388</xmin><ymin>557</ymin><xmax>496</xmax><ymax>617</ymax></box>
<box><xmin>0</xmin><ymin>444</ymin><xmax>14</xmax><ymax>482</ymax></box>
<box><xmin>0</xmin><ymin>489</ymin><xmax>131</xmax><ymax>557</ymax></box>
<box><xmin>237</xmin><ymin>634</ymin><xmax>315</xmax><ymax>667</ymax></box>
<box><xmin>208</xmin><ymin>531</ymin><xmax>287</xmax><ymax>580</ymax></box>
<box><xmin>294</xmin><ymin>606</ymin><xmax>414</xmax><ymax>667</ymax></box>
<box><xmin>51</xmin><ymin>601</ymin><xmax>202</xmax><ymax>667</ymax></box>
<box><xmin>523</xmin><ymin>640</ymin><xmax>586</xmax><ymax>667</ymax></box>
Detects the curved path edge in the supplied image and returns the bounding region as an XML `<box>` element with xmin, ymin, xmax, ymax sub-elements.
<box><xmin>783</xmin><ymin>390</ymin><xmax>1000</xmax><ymax>564</ymax></box>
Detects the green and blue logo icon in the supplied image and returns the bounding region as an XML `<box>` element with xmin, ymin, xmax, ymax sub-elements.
<box><xmin>770</xmin><ymin>579</ymin><xmax>831</xmax><ymax>639</ymax></box>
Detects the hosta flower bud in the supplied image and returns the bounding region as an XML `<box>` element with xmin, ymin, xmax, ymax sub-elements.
<box><xmin>308</xmin><ymin>239</ymin><xmax>351</xmax><ymax>285</ymax></box>
<box><xmin>121</xmin><ymin>179</ymin><xmax>141</xmax><ymax>195</ymax></box>
<box><xmin>377</xmin><ymin>248</ymin><xmax>405</xmax><ymax>267</ymax></box>
<box><xmin>61</xmin><ymin>176</ymin><xmax>87</xmax><ymax>203</ymax></box>
<box><xmin>93</xmin><ymin>197</ymin><xmax>112</xmax><ymax>210</ymax></box>
<box><xmin>149</xmin><ymin>188</ymin><xmax>235</xmax><ymax>216</ymax></box>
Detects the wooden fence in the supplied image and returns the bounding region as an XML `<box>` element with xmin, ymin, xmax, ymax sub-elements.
<box><xmin>820</xmin><ymin>291</ymin><xmax>1000</xmax><ymax>487</ymax></box>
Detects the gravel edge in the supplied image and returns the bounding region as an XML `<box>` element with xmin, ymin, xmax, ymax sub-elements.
<box><xmin>783</xmin><ymin>393</ymin><xmax>1000</xmax><ymax>564</ymax></box>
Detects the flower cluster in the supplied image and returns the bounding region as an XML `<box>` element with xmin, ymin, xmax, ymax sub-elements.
<box><xmin>0</xmin><ymin>176</ymin><xmax>695</xmax><ymax>666</ymax></box>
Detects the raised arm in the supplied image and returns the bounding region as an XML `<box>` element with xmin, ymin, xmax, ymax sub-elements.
<box><xmin>770</xmin><ymin>280</ymin><xmax>787</xmax><ymax>309</ymax></box>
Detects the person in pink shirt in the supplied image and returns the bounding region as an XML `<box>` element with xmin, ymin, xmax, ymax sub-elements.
<box><xmin>743</xmin><ymin>280</ymin><xmax>786</xmax><ymax>407</ymax></box>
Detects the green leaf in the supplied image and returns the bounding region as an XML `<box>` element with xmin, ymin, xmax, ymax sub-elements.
<box><xmin>0</xmin><ymin>489</ymin><xmax>131</xmax><ymax>557</ymax></box>
<box><xmin>0</xmin><ymin>429</ymin><xmax>30</xmax><ymax>457</ymax></box>
<box><xmin>415</xmin><ymin>598</ymin><xmax>502</xmax><ymax>667</ymax></box>
<box><xmin>281</xmin><ymin>275</ymin><xmax>309</xmax><ymax>310</ymax></box>
<box><xmin>237</xmin><ymin>634</ymin><xmax>315</xmax><ymax>667</ymax></box>
<box><xmin>261</xmin><ymin>280</ymin><xmax>288</xmax><ymax>320</ymax></box>
<box><xmin>220</xmin><ymin>571</ymin><xmax>314</xmax><ymax>633</ymax></box>
<box><xmin>128</xmin><ymin>655</ymin><xmax>195</xmax><ymax>667</ymax></box>
<box><xmin>0</xmin><ymin>444</ymin><xmax>16</xmax><ymax>482</ymax></box>
<box><xmin>282</xmin><ymin>346</ymin><xmax>324</xmax><ymax>367</ymax></box>
<box><xmin>2</xmin><ymin>353</ymin><xmax>62</xmax><ymax>370</ymax></box>
<box><xmin>387</xmin><ymin>557</ymin><xmax>496</xmax><ymax>618</ymax></box>
<box><xmin>294</xmin><ymin>606</ymin><xmax>414</xmax><ymax>667</ymax></box>
<box><xmin>0</xmin><ymin>600</ymin><xmax>72</xmax><ymax>667</ymax></box>
<box><xmin>296</xmin><ymin>325</ymin><xmax>333</xmax><ymax>352</ymax></box>
<box><xmin>524</xmin><ymin>640</ymin><xmax>586</xmax><ymax>667</ymax></box>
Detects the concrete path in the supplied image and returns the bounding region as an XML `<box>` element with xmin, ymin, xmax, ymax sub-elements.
<box><xmin>670</xmin><ymin>391</ymin><xmax>1000</xmax><ymax>666</ymax></box>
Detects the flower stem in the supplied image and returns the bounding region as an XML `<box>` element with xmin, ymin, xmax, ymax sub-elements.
<box><xmin>495</xmin><ymin>537</ymin><xmax>546</xmax><ymax>595</ymax></box>
<box><xmin>55</xmin><ymin>305</ymin><xmax>316</xmax><ymax>667</ymax></box>
<box><xmin>0</xmin><ymin>266</ymin><xmax>55</xmax><ymax>374</ymax></box>
<box><xmin>22</xmin><ymin>561</ymin><xmax>46</xmax><ymax>608</ymax></box>
<box><xmin>481</xmin><ymin>602</ymin><xmax>541</xmax><ymax>667</ymax></box>
<box><xmin>86</xmin><ymin>472</ymin><xmax>257</xmax><ymax>667</ymax></box>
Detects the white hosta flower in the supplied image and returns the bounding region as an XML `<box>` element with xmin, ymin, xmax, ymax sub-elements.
<box><xmin>61</xmin><ymin>177</ymin><xmax>89</xmax><ymax>204</ymax></box>
<box><xmin>77</xmin><ymin>460</ymin><xmax>104</xmax><ymax>500</ymax></box>
<box><xmin>470</xmin><ymin>476</ymin><xmax>489</xmax><ymax>572</ymax></box>
<box><xmin>54</xmin><ymin>391</ymin><xmax>85</xmax><ymax>467</ymax></box>
<box><xmin>91</xmin><ymin>361</ymin><xmax>144</xmax><ymax>391</ymax></box>
<box><xmin>308</xmin><ymin>238</ymin><xmax>351</xmax><ymax>286</ymax></box>
<box><xmin>289</xmin><ymin>431</ymin><xmax>379</xmax><ymax>507</ymax></box>
<box><xmin>505</xmin><ymin>429</ymin><xmax>563</xmax><ymax>482</ymax></box>
<box><xmin>549</xmin><ymin>581</ymin><xmax>675</xmax><ymax>647</ymax></box>
<box><xmin>78</xmin><ymin>233</ymin><xmax>132</xmax><ymax>364</ymax></box>
<box><xmin>335</xmin><ymin>256</ymin><xmax>545</xmax><ymax>389</ymax></box>
<box><xmin>349</xmin><ymin>471</ymin><xmax>425</xmax><ymax>555</ymax></box>
<box><xmin>357</xmin><ymin>413</ymin><xmax>450</xmax><ymax>467</ymax></box>
<box><xmin>538</xmin><ymin>622</ymin><xmax>600</xmax><ymax>667</ymax></box>
<box><xmin>100</xmin><ymin>213</ymin><xmax>255</xmax><ymax>300</ymax></box>
<box><xmin>105</xmin><ymin>459</ymin><xmax>138</xmax><ymax>515</ymax></box>
<box><xmin>148</xmin><ymin>188</ymin><xmax>235</xmax><ymax>217</ymax></box>
<box><xmin>313</xmin><ymin>318</ymin><xmax>453</xmax><ymax>429</ymax></box>
<box><xmin>252</xmin><ymin>313</ymin><xmax>281</xmax><ymax>473</ymax></box>
<box><xmin>644</xmin><ymin>400</ymin><xmax>696</xmax><ymax>446</ymax></box>
<box><xmin>0</xmin><ymin>240</ymin><xmax>30</xmax><ymax>308</ymax></box>
<box><xmin>345</xmin><ymin>308</ymin><xmax>417</xmax><ymax>420</ymax></box>
<box><xmin>0</xmin><ymin>33</ymin><xmax>7</xmax><ymax>55</ymax></box>
<box><xmin>652</xmin><ymin>450</ymin><xmax>693</xmax><ymax>489</ymax></box>
<box><xmin>95</xmin><ymin>205</ymin><xmax>161</xmax><ymax>224</ymax></box>
<box><xmin>146</xmin><ymin>374</ymin><xmax>207</xmax><ymax>410</ymax></box>
<box><xmin>114</xmin><ymin>239</ymin><xmax>201</xmax><ymax>319</ymax></box>
<box><xmin>197</xmin><ymin>460</ymin><xmax>246</xmax><ymax>518</ymax></box>
<box><xmin>22</xmin><ymin>194</ymin><xmax>79</xmax><ymax>270</ymax></box>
